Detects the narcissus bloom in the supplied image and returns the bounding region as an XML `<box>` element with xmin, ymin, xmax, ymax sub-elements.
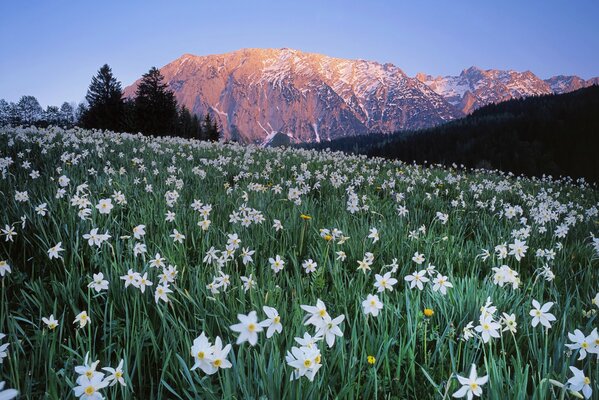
<box><xmin>567</xmin><ymin>366</ymin><xmax>592</xmax><ymax>399</ymax></box>
<box><xmin>452</xmin><ymin>364</ymin><xmax>488</xmax><ymax>399</ymax></box>
<box><xmin>230</xmin><ymin>311</ymin><xmax>263</xmax><ymax>346</ymax></box>
<box><xmin>42</xmin><ymin>315</ymin><xmax>59</xmax><ymax>330</ymax></box>
<box><xmin>259</xmin><ymin>306</ymin><xmax>283</xmax><ymax>338</ymax></box>
<box><xmin>529</xmin><ymin>300</ymin><xmax>556</xmax><ymax>329</ymax></box>
<box><xmin>362</xmin><ymin>294</ymin><xmax>383</xmax><ymax>317</ymax></box>
<box><xmin>374</xmin><ymin>272</ymin><xmax>398</xmax><ymax>292</ymax></box>
<box><xmin>73</xmin><ymin>311</ymin><xmax>90</xmax><ymax>328</ymax></box>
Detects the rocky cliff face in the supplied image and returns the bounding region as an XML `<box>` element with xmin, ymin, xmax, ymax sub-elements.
<box><xmin>124</xmin><ymin>48</ymin><xmax>461</xmax><ymax>144</ymax></box>
<box><xmin>124</xmin><ymin>48</ymin><xmax>598</xmax><ymax>143</ymax></box>
<box><xmin>417</xmin><ymin>68</ymin><xmax>599</xmax><ymax>114</ymax></box>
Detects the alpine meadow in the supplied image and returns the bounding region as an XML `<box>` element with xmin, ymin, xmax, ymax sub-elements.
<box><xmin>2</xmin><ymin>1</ymin><xmax>599</xmax><ymax>399</ymax></box>
<box><xmin>0</xmin><ymin>126</ymin><xmax>598</xmax><ymax>399</ymax></box>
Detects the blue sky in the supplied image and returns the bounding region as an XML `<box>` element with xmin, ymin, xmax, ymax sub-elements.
<box><xmin>1</xmin><ymin>0</ymin><xmax>597</xmax><ymax>107</ymax></box>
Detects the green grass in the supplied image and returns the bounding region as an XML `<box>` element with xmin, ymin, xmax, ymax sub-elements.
<box><xmin>0</xmin><ymin>125</ymin><xmax>598</xmax><ymax>399</ymax></box>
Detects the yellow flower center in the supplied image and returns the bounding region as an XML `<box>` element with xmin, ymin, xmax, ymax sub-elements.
<box><xmin>483</xmin><ymin>324</ymin><xmax>490</xmax><ymax>330</ymax></box>
<box><xmin>535</xmin><ymin>310</ymin><xmax>541</xmax><ymax>316</ymax></box>
<box><xmin>248</xmin><ymin>323</ymin><xmax>256</xmax><ymax>332</ymax></box>
<box><xmin>367</xmin><ymin>355</ymin><xmax>376</xmax><ymax>365</ymax></box>
<box><xmin>85</xmin><ymin>386</ymin><xmax>95</xmax><ymax>395</ymax></box>
<box><xmin>274</xmin><ymin>316</ymin><xmax>281</xmax><ymax>324</ymax></box>
<box><xmin>303</xmin><ymin>359</ymin><xmax>312</xmax><ymax>367</ymax></box>
<box><xmin>319</xmin><ymin>309</ymin><xmax>327</xmax><ymax>317</ymax></box>
<box><xmin>315</xmin><ymin>354</ymin><xmax>321</xmax><ymax>364</ymax></box>
<box><xmin>197</xmin><ymin>351</ymin><xmax>205</xmax><ymax>359</ymax></box>
<box><xmin>582</xmin><ymin>342</ymin><xmax>589</xmax><ymax>349</ymax></box>
<box><xmin>115</xmin><ymin>371</ymin><xmax>122</xmax><ymax>378</ymax></box>
<box><xmin>85</xmin><ymin>371</ymin><xmax>93</xmax><ymax>378</ymax></box>
<box><xmin>213</xmin><ymin>359</ymin><xmax>222</xmax><ymax>367</ymax></box>
<box><xmin>470</xmin><ymin>383</ymin><xmax>479</xmax><ymax>391</ymax></box>
<box><xmin>584</xmin><ymin>377</ymin><xmax>591</xmax><ymax>385</ymax></box>
<box><xmin>370</xmin><ymin>300</ymin><xmax>376</xmax><ymax>306</ymax></box>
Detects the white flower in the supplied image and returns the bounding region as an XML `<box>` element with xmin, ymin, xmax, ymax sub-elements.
<box><xmin>302</xmin><ymin>259</ymin><xmax>318</xmax><ymax>274</ymax></box>
<box><xmin>95</xmin><ymin>198</ymin><xmax>113</xmax><ymax>215</ymax></box>
<box><xmin>240</xmin><ymin>274</ymin><xmax>256</xmax><ymax>292</ymax></box>
<box><xmin>412</xmin><ymin>252</ymin><xmax>425</xmax><ymax>264</ymax></box>
<box><xmin>432</xmin><ymin>274</ymin><xmax>453</xmax><ymax>295</ymax></box>
<box><xmin>230</xmin><ymin>311</ymin><xmax>263</xmax><ymax>346</ymax></box>
<box><xmin>404</xmin><ymin>270</ymin><xmax>429</xmax><ymax>290</ymax></box>
<box><xmin>368</xmin><ymin>227</ymin><xmax>380</xmax><ymax>243</ymax></box>
<box><xmin>272</xmin><ymin>219</ymin><xmax>283</xmax><ymax>231</ymax></box>
<box><xmin>42</xmin><ymin>314</ymin><xmax>59</xmax><ymax>330</ymax></box>
<box><xmin>269</xmin><ymin>255</ymin><xmax>285</xmax><ymax>274</ymax></box>
<box><xmin>474</xmin><ymin>316</ymin><xmax>501</xmax><ymax>343</ymax></box>
<box><xmin>120</xmin><ymin>269</ymin><xmax>140</xmax><ymax>288</ymax></box>
<box><xmin>132</xmin><ymin>225</ymin><xmax>146</xmax><ymax>239</ymax></box>
<box><xmin>374</xmin><ymin>272</ymin><xmax>398</xmax><ymax>292</ymax></box>
<box><xmin>508</xmin><ymin>239</ymin><xmax>528</xmax><ymax>261</ymax></box>
<box><xmin>0</xmin><ymin>260</ymin><xmax>11</xmax><ymax>277</ymax></box>
<box><xmin>567</xmin><ymin>366</ymin><xmax>592</xmax><ymax>399</ymax></box>
<box><xmin>73</xmin><ymin>373</ymin><xmax>108</xmax><ymax>400</ymax></box>
<box><xmin>190</xmin><ymin>332</ymin><xmax>216</xmax><ymax>374</ymax></box>
<box><xmin>170</xmin><ymin>229</ymin><xmax>185</xmax><ymax>244</ymax></box>
<box><xmin>240</xmin><ymin>247</ymin><xmax>255</xmax><ymax>265</ymax></box>
<box><xmin>286</xmin><ymin>346</ymin><xmax>322</xmax><ymax>382</ymax></box>
<box><xmin>137</xmin><ymin>273</ymin><xmax>153</xmax><ymax>293</ymax></box>
<box><xmin>529</xmin><ymin>300</ymin><xmax>556</xmax><ymax>329</ymax></box>
<box><xmin>0</xmin><ymin>381</ymin><xmax>18</xmax><ymax>400</ymax></box>
<box><xmin>566</xmin><ymin>329</ymin><xmax>595</xmax><ymax>360</ymax></box>
<box><xmin>149</xmin><ymin>253</ymin><xmax>165</xmax><ymax>269</ymax></box>
<box><xmin>500</xmin><ymin>313</ymin><xmax>517</xmax><ymax>334</ymax></box>
<box><xmin>259</xmin><ymin>306</ymin><xmax>283</xmax><ymax>338</ymax></box>
<box><xmin>452</xmin><ymin>364</ymin><xmax>488</xmax><ymax>399</ymax></box>
<box><xmin>362</xmin><ymin>294</ymin><xmax>383</xmax><ymax>317</ymax></box>
<box><xmin>154</xmin><ymin>284</ymin><xmax>173</xmax><ymax>303</ymax></box>
<box><xmin>73</xmin><ymin>311</ymin><xmax>90</xmax><ymax>328</ymax></box>
<box><xmin>301</xmin><ymin>299</ymin><xmax>329</xmax><ymax>327</ymax></box>
<box><xmin>87</xmin><ymin>272</ymin><xmax>109</xmax><ymax>293</ymax></box>
<box><xmin>47</xmin><ymin>242</ymin><xmax>64</xmax><ymax>260</ymax></box>
<box><xmin>102</xmin><ymin>359</ymin><xmax>126</xmax><ymax>387</ymax></box>
<box><xmin>315</xmin><ymin>314</ymin><xmax>345</xmax><ymax>347</ymax></box>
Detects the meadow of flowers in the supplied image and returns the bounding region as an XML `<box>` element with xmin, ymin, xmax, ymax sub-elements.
<box><xmin>0</xmin><ymin>126</ymin><xmax>598</xmax><ymax>399</ymax></box>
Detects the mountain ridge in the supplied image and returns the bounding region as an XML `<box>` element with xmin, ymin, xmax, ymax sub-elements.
<box><xmin>123</xmin><ymin>48</ymin><xmax>598</xmax><ymax>143</ymax></box>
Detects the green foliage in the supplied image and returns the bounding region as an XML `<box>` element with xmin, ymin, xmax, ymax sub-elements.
<box><xmin>0</xmin><ymin>126</ymin><xmax>598</xmax><ymax>399</ymax></box>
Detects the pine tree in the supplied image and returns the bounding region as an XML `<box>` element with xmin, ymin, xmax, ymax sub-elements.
<box><xmin>81</xmin><ymin>64</ymin><xmax>124</xmax><ymax>131</ymax></box>
<box><xmin>134</xmin><ymin>67</ymin><xmax>178</xmax><ymax>136</ymax></box>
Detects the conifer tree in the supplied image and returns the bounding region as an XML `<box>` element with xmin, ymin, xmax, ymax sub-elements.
<box><xmin>81</xmin><ymin>64</ymin><xmax>124</xmax><ymax>131</ymax></box>
<box><xmin>134</xmin><ymin>67</ymin><xmax>178</xmax><ymax>136</ymax></box>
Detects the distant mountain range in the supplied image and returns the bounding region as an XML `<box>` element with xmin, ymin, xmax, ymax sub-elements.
<box><xmin>416</xmin><ymin>68</ymin><xmax>599</xmax><ymax>114</ymax></box>
<box><xmin>123</xmin><ymin>48</ymin><xmax>598</xmax><ymax>143</ymax></box>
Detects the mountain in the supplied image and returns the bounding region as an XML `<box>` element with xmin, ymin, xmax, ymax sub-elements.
<box><xmin>124</xmin><ymin>48</ymin><xmax>597</xmax><ymax>143</ymax></box>
<box><xmin>304</xmin><ymin>86</ymin><xmax>599</xmax><ymax>182</ymax></box>
<box><xmin>417</xmin><ymin>68</ymin><xmax>599</xmax><ymax>114</ymax></box>
<box><xmin>124</xmin><ymin>48</ymin><xmax>461</xmax><ymax>144</ymax></box>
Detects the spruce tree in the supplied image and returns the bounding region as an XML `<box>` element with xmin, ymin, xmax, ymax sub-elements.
<box><xmin>134</xmin><ymin>67</ymin><xmax>178</xmax><ymax>136</ymax></box>
<box><xmin>81</xmin><ymin>64</ymin><xmax>124</xmax><ymax>131</ymax></box>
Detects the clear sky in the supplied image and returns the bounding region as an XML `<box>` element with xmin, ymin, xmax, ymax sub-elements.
<box><xmin>1</xmin><ymin>0</ymin><xmax>597</xmax><ymax>107</ymax></box>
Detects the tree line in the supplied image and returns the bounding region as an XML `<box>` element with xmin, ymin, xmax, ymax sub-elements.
<box><xmin>0</xmin><ymin>64</ymin><xmax>221</xmax><ymax>141</ymax></box>
<box><xmin>301</xmin><ymin>85</ymin><xmax>599</xmax><ymax>182</ymax></box>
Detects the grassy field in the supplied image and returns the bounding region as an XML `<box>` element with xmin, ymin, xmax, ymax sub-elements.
<box><xmin>1</xmin><ymin>126</ymin><xmax>598</xmax><ymax>399</ymax></box>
